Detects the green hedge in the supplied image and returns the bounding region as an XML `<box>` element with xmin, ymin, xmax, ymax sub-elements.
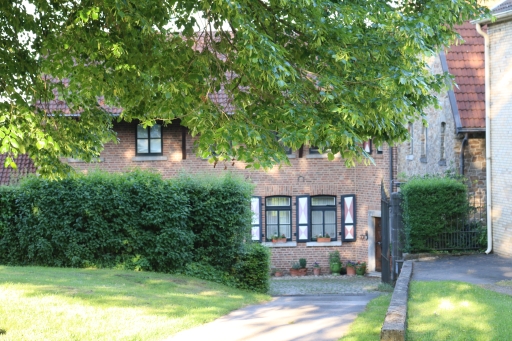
<box><xmin>0</xmin><ymin>170</ymin><xmax>269</xmax><ymax>292</ymax></box>
<box><xmin>401</xmin><ymin>176</ymin><xmax>469</xmax><ymax>253</ymax></box>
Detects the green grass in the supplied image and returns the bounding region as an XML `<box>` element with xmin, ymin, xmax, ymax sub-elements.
<box><xmin>0</xmin><ymin>266</ymin><xmax>270</xmax><ymax>341</ymax></box>
<box><xmin>407</xmin><ymin>281</ymin><xmax>512</xmax><ymax>341</ymax></box>
<box><xmin>339</xmin><ymin>294</ymin><xmax>391</xmax><ymax>341</ymax></box>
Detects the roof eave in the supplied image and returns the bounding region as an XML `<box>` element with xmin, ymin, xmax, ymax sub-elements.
<box><xmin>472</xmin><ymin>10</ymin><xmax>512</xmax><ymax>25</ymax></box>
<box><xmin>456</xmin><ymin>127</ymin><xmax>486</xmax><ymax>134</ymax></box>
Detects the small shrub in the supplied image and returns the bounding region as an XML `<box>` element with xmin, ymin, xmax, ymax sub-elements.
<box><xmin>233</xmin><ymin>243</ymin><xmax>270</xmax><ymax>293</ymax></box>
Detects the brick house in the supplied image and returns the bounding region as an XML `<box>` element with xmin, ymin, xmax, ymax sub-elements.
<box><xmin>474</xmin><ymin>0</ymin><xmax>512</xmax><ymax>258</ymax></box>
<box><xmin>396</xmin><ymin>22</ymin><xmax>486</xmax><ymax>205</ymax></box>
<box><xmin>60</xmin><ymin>118</ymin><xmax>392</xmax><ymax>274</ymax></box>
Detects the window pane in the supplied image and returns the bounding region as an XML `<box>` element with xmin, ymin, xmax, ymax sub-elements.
<box><xmin>312</xmin><ymin>211</ymin><xmax>323</xmax><ymax>224</ymax></box>
<box><xmin>150</xmin><ymin>139</ymin><xmax>162</xmax><ymax>153</ymax></box>
<box><xmin>137</xmin><ymin>125</ymin><xmax>148</xmax><ymax>138</ymax></box>
<box><xmin>312</xmin><ymin>196</ymin><xmax>335</xmax><ymax>206</ymax></box>
<box><xmin>266</xmin><ymin>211</ymin><xmax>278</xmax><ymax>224</ymax></box>
<box><xmin>279</xmin><ymin>211</ymin><xmax>290</xmax><ymax>224</ymax></box>
<box><xmin>267</xmin><ymin>225</ymin><xmax>278</xmax><ymax>239</ymax></box>
<box><xmin>150</xmin><ymin>124</ymin><xmax>161</xmax><ymax>138</ymax></box>
<box><xmin>312</xmin><ymin>225</ymin><xmax>323</xmax><ymax>237</ymax></box>
<box><xmin>266</xmin><ymin>197</ymin><xmax>290</xmax><ymax>206</ymax></box>
<box><xmin>281</xmin><ymin>225</ymin><xmax>290</xmax><ymax>238</ymax></box>
<box><xmin>137</xmin><ymin>139</ymin><xmax>148</xmax><ymax>153</ymax></box>
<box><xmin>325</xmin><ymin>211</ymin><xmax>335</xmax><ymax>224</ymax></box>
<box><xmin>325</xmin><ymin>224</ymin><xmax>336</xmax><ymax>237</ymax></box>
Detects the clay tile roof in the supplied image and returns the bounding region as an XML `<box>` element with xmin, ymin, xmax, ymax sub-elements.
<box><xmin>445</xmin><ymin>22</ymin><xmax>485</xmax><ymax>130</ymax></box>
<box><xmin>36</xmin><ymin>95</ymin><xmax>123</xmax><ymax>116</ymax></box>
<box><xmin>492</xmin><ymin>0</ymin><xmax>512</xmax><ymax>14</ymax></box>
<box><xmin>0</xmin><ymin>154</ymin><xmax>36</xmax><ymax>185</ymax></box>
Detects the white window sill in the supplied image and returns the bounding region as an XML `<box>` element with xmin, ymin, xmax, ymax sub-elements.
<box><xmin>406</xmin><ymin>155</ymin><xmax>414</xmax><ymax>161</ymax></box>
<box><xmin>132</xmin><ymin>156</ymin><xmax>168</xmax><ymax>162</ymax></box>
<box><xmin>306</xmin><ymin>241</ymin><xmax>342</xmax><ymax>247</ymax></box>
<box><xmin>67</xmin><ymin>157</ymin><xmax>104</xmax><ymax>163</ymax></box>
<box><xmin>262</xmin><ymin>242</ymin><xmax>297</xmax><ymax>248</ymax></box>
<box><xmin>306</xmin><ymin>153</ymin><xmax>341</xmax><ymax>159</ymax></box>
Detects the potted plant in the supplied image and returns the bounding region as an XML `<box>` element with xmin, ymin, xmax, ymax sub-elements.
<box><xmin>356</xmin><ymin>261</ymin><xmax>367</xmax><ymax>276</ymax></box>
<box><xmin>299</xmin><ymin>258</ymin><xmax>307</xmax><ymax>275</ymax></box>
<box><xmin>289</xmin><ymin>262</ymin><xmax>302</xmax><ymax>276</ymax></box>
<box><xmin>329</xmin><ymin>251</ymin><xmax>341</xmax><ymax>275</ymax></box>
<box><xmin>271</xmin><ymin>268</ymin><xmax>283</xmax><ymax>277</ymax></box>
<box><xmin>316</xmin><ymin>233</ymin><xmax>331</xmax><ymax>243</ymax></box>
<box><xmin>272</xmin><ymin>233</ymin><xmax>287</xmax><ymax>243</ymax></box>
<box><xmin>346</xmin><ymin>261</ymin><xmax>357</xmax><ymax>276</ymax></box>
<box><xmin>313</xmin><ymin>262</ymin><xmax>321</xmax><ymax>276</ymax></box>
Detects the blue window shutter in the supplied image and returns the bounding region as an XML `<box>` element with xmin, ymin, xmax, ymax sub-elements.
<box><xmin>296</xmin><ymin>195</ymin><xmax>310</xmax><ymax>242</ymax></box>
<box><xmin>341</xmin><ymin>194</ymin><xmax>357</xmax><ymax>242</ymax></box>
<box><xmin>251</xmin><ymin>196</ymin><xmax>262</xmax><ymax>242</ymax></box>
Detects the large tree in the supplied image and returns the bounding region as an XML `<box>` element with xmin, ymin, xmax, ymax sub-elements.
<box><xmin>0</xmin><ymin>0</ymin><xmax>487</xmax><ymax>177</ymax></box>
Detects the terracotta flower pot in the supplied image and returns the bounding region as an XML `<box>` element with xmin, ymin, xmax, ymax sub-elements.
<box><xmin>346</xmin><ymin>266</ymin><xmax>356</xmax><ymax>276</ymax></box>
<box><xmin>317</xmin><ymin>237</ymin><xmax>331</xmax><ymax>243</ymax></box>
<box><xmin>290</xmin><ymin>269</ymin><xmax>300</xmax><ymax>276</ymax></box>
<box><xmin>275</xmin><ymin>271</ymin><xmax>283</xmax><ymax>277</ymax></box>
<box><xmin>298</xmin><ymin>268</ymin><xmax>307</xmax><ymax>276</ymax></box>
<box><xmin>313</xmin><ymin>268</ymin><xmax>321</xmax><ymax>276</ymax></box>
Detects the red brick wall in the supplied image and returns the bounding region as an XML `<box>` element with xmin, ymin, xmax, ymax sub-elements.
<box><xmin>69</xmin><ymin>120</ymin><xmax>391</xmax><ymax>272</ymax></box>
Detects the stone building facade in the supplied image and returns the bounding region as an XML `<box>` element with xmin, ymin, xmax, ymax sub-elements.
<box><xmin>396</xmin><ymin>23</ymin><xmax>486</xmax><ymax>206</ymax></box>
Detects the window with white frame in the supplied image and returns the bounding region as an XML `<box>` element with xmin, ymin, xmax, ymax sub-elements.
<box><xmin>311</xmin><ymin>196</ymin><xmax>336</xmax><ymax>240</ymax></box>
<box><xmin>136</xmin><ymin>124</ymin><xmax>162</xmax><ymax>155</ymax></box>
<box><xmin>265</xmin><ymin>196</ymin><xmax>292</xmax><ymax>241</ymax></box>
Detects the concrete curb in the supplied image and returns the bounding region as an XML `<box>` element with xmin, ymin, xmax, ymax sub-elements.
<box><xmin>380</xmin><ymin>260</ymin><xmax>413</xmax><ymax>341</ymax></box>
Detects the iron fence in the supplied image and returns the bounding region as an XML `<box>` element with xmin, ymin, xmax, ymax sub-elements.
<box><xmin>424</xmin><ymin>193</ymin><xmax>486</xmax><ymax>251</ymax></box>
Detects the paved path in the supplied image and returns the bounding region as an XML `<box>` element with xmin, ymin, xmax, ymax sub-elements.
<box><xmin>412</xmin><ymin>253</ymin><xmax>512</xmax><ymax>284</ymax></box>
<box><xmin>167</xmin><ymin>293</ymin><xmax>380</xmax><ymax>341</ymax></box>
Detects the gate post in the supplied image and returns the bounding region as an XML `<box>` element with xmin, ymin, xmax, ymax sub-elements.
<box><xmin>381</xmin><ymin>182</ymin><xmax>391</xmax><ymax>284</ymax></box>
<box><xmin>390</xmin><ymin>192</ymin><xmax>403</xmax><ymax>281</ymax></box>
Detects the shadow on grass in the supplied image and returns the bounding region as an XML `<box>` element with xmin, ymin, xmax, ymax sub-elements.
<box><xmin>0</xmin><ymin>266</ymin><xmax>266</xmax><ymax>320</ymax></box>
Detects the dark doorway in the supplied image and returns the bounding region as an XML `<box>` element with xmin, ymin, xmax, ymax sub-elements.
<box><xmin>375</xmin><ymin>217</ymin><xmax>382</xmax><ymax>272</ymax></box>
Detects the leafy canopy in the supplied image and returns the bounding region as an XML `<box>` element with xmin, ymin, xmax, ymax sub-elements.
<box><xmin>0</xmin><ymin>0</ymin><xmax>487</xmax><ymax>177</ymax></box>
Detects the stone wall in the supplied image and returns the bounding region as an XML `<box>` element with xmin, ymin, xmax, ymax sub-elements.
<box><xmin>66</xmin><ymin>120</ymin><xmax>392</xmax><ymax>271</ymax></box>
<box><xmin>488</xmin><ymin>19</ymin><xmax>512</xmax><ymax>258</ymax></box>
<box><xmin>396</xmin><ymin>55</ymin><xmax>458</xmax><ymax>179</ymax></box>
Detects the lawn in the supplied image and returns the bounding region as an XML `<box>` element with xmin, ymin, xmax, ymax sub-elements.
<box><xmin>407</xmin><ymin>281</ymin><xmax>512</xmax><ymax>341</ymax></box>
<box><xmin>338</xmin><ymin>293</ymin><xmax>392</xmax><ymax>341</ymax></box>
<box><xmin>0</xmin><ymin>266</ymin><xmax>270</xmax><ymax>341</ymax></box>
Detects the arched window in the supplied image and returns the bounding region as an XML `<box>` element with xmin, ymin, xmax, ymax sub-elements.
<box><xmin>439</xmin><ymin>122</ymin><xmax>446</xmax><ymax>165</ymax></box>
<box><xmin>420</xmin><ymin>126</ymin><xmax>427</xmax><ymax>163</ymax></box>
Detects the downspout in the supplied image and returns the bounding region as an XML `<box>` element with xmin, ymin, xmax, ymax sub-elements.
<box><xmin>389</xmin><ymin>144</ymin><xmax>393</xmax><ymax>193</ymax></box>
<box><xmin>476</xmin><ymin>23</ymin><xmax>492</xmax><ymax>254</ymax></box>
<box><xmin>459</xmin><ymin>134</ymin><xmax>468</xmax><ymax>175</ymax></box>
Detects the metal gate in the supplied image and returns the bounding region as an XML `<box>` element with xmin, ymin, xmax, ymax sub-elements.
<box><xmin>380</xmin><ymin>181</ymin><xmax>391</xmax><ymax>284</ymax></box>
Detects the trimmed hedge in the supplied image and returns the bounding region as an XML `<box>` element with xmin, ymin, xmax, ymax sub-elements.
<box><xmin>401</xmin><ymin>176</ymin><xmax>469</xmax><ymax>253</ymax></box>
<box><xmin>0</xmin><ymin>170</ymin><xmax>269</xmax><ymax>292</ymax></box>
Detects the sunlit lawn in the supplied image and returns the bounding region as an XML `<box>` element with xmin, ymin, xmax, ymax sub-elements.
<box><xmin>338</xmin><ymin>293</ymin><xmax>392</xmax><ymax>341</ymax></box>
<box><xmin>407</xmin><ymin>281</ymin><xmax>512</xmax><ymax>341</ymax></box>
<box><xmin>0</xmin><ymin>266</ymin><xmax>270</xmax><ymax>341</ymax></box>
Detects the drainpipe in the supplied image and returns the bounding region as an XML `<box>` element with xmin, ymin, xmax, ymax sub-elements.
<box><xmin>476</xmin><ymin>23</ymin><xmax>492</xmax><ymax>254</ymax></box>
<box><xmin>389</xmin><ymin>144</ymin><xmax>393</xmax><ymax>193</ymax></box>
<box><xmin>459</xmin><ymin>134</ymin><xmax>468</xmax><ymax>175</ymax></box>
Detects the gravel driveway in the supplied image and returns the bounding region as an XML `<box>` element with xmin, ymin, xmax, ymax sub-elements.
<box><xmin>269</xmin><ymin>274</ymin><xmax>381</xmax><ymax>296</ymax></box>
